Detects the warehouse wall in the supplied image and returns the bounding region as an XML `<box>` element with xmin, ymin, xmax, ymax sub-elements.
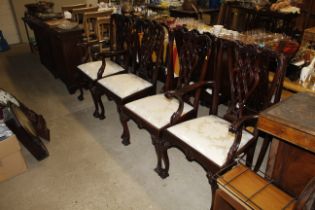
<box><xmin>0</xmin><ymin>0</ymin><xmax>20</xmax><ymax>44</ymax></box>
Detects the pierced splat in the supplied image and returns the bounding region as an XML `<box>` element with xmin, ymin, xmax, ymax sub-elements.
<box><xmin>226</xmin><ymin>42</ymin><xmax>261</xmax><ymax>119</ymax></box>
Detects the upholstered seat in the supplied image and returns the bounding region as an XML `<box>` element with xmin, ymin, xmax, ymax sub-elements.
<box><xmin>125</xmin><ymin>94</ymin><xmax>194</xmax><ymax>129</ymax></box>
<box><xmin>77</xmin><ymin>59</ymin><xmax>125</xmax><ymax>80</ymax></box>
<box><xmin>97</xmin><ymin>73</ymin><xmax>152</xmax><ymax>99</ymax></box>
<box><xmin>167</xmin><ymin>115</ymin><xmax>253</xmax><ymax>166</ymax></box>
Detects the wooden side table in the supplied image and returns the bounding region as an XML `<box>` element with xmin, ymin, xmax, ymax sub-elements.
<box><xmin>256</xmin><ymin>92</ymin><xmax>315</xmax><ymax>196</ymax></box>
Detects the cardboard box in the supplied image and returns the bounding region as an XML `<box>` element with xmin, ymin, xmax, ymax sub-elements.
<box><xmin>0</xmin><ymin>135</ymin><xmax>27</xmax><ymax>182</ymax></box>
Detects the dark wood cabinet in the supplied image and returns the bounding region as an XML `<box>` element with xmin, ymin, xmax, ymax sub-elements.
<box><xmin>23</xmin><ymin>16</ymin><xmax>83</xmax><ymax>94</ymax></box>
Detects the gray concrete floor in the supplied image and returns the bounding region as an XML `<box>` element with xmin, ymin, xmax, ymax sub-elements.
<box><xmin>0</xmin><ymin>44</ymin><xmax>215</xmax><ymax>210</ymax></box>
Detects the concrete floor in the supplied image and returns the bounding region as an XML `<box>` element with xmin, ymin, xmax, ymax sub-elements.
<box><xmin>0</xmin><ymin>45</ymin><xmax>216</xmax><ymax>210</ymax></box>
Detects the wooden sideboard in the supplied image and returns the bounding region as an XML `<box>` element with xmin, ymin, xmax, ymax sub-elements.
<box><xmin>23</xmin><ymin>16</ymin><xmax>83</xmax><ymax>94</ymax></box>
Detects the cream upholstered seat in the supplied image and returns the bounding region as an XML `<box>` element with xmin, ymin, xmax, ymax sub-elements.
<box><xmin>125</xmin><ymin>94</ymin><xmax>194</xmax><ymax>129</ymax></box>
<box><xmin>167</xmin><ymin>115</ymin><xmax>253</xmax><ymax>166</ymax></box>
<box><xmin>97</xmin><ymin>73</ymin><xmax>152</xmax><ymax>99</ymax></box>
<box><xmin>77</xmin><ymin>59</ymin><xmax>125</xmax><ymax>80</ymax></box>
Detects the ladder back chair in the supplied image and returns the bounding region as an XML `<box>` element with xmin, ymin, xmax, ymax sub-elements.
<box><xmin>82</xmin><ymin>10</ymin><xmax>113</xmax><ymax>45</ymax></box>
<box><xmin>120</xmin><ymin>27</ymin><xmax>215</xmax><ymax>178</ymax></box>
<box><xmin>160</xmin><ymin>40</ymin><xmax>285</xmax><ymax>207</ymax></box>
<box><xmin>71</xmin><ymin>6</ymin><xmax>99</xmax><ymax>23</ymax></box>
<box><xmin>75</xmin><ymin>14</ymin><xmax>134</xmax><ymax>103</ymax></box>
<box><xmin>90</xmin><ymin>19</ymin><xmax>165</xmax><ymax>120</ymax></box>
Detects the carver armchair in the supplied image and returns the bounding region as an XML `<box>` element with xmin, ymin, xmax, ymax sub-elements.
<box><xmin>75</xmin><ymin>14</ymin><xmax>134</xmax><ymax>108</ymax></box>
<box><xmin>90</xmin><ymin>19</ymin><xmax>165</xmax><ymax>120</ymax></box>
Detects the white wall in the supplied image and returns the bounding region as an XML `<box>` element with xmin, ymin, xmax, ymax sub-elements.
<box><xmin>0</xmin><ymin>0</ymin><xmax>20</xmax><ymax>44</ymax></box>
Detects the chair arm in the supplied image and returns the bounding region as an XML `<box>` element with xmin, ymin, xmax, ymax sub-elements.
<box><xmin>77</xmin><ymin>40</ymin><xmax>106</xmax><ymax>63</ymax></box>
<box><xmin>225</xmin><ymin>116</ymin><xmax>259</xmax><ymax>167</ymax></box>
<box><xmin>229</xmin><ymin>115</ymin><xmax>259</xmax><ymax>133</ymax></box>
<box><xmin>164</xmin><ymin>81</ymin><xmax>215</xmax><ymax>124</ymax></box>
<box><xmin>94</xmin><ymin>49</ymin><xmax>127</xmax><ymax>80</ymax></box>
<box><xmin>96</xmin><ymin>49</ymin><xmax>127</xmax><ymax>59</ymax></box>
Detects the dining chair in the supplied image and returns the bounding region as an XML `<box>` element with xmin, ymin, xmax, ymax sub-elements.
<box><xmin>71</xmin><ymin>6</ymin><xmax>99</xmax><ymax>23</ymax></box>
<box><xmin>75</xmin><ymin>14</ymin><xmax>134</xmax><ymax>104</ymax></box>
<box><xmin>82</xmin><ymin>10</ymin><xmax>113</xmax><ymax>45</ymax></box>
<box><xmin>159</xmin><ymin>40</ymin><xmax>287</xmax><ymax>203</ymax></box>
<box><xmin>90</xmin><ymin>19</ymin><xmax>165</xmax><ymax>120</ymax></box>
<box><xmin>119</xmin><ymin>27</ymin><xmax>215</xmax><ymax>177</ymax></box>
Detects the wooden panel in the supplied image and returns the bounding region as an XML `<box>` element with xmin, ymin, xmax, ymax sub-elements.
<box><xmin>258</xmin><ymin>116</ymin><xmax>315</xmax><ymax>153</ymax></box>
<box><xmin>271</xmin><ymin>141</ymin><xmax>315</xmax><ymax>196</ymax></box>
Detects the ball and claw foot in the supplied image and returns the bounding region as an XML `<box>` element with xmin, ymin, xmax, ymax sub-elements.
<box><xmin>121</xmin><ymin>135</ymin><xmax>130</xmax><ymax>146</ymax></box>
<box><xmin>93</xmin><ymin>111</ymin><xmax>99</xmax><ymax>118</ymax></box>
<box><xmin>98</xmin><ymin>114</ymin><xmax>105</xmax><ymax>120</ymax></box>
<box><xmin>154</xmin><ymin>167</ymin><xmax>169</xmax><ymax>179</ymax></box>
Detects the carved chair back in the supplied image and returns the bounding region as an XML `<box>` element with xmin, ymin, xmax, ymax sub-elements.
<box><xmin>132</xmin><ymin>19</ymin><xmax>165</xmax><ymax>85</ymax></box>
<box><xmin>201</xmin><ymin>32</ymin><xmax>221</xmax><ymax>114</ymax></box>
<box><xmin>220</xmin><ymin>39</ymin><xmax>287</xmax><ymax>120</ymax></box>
<box><xmin>225</xmin><ymin>41</ymin><xmax>261</xmax><ymax>120</ymax></box>
<box><xmin>109</xmin><ymin>14</ymin><xmax>135</xmax><ymax>67</ymax></box>
<box><xmin>166</xmin><ymin>28</ymin><xmax>213</xmax><ymax>111</ymax></box>
<box><xmin>248</xmin><ymin>49</ymin><xmax>287</xmax><ymax>112</ymax></box>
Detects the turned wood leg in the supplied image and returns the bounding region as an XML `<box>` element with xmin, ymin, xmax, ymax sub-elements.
<box><xmin>152</xmin><ymin>136</ymin><xmax>169</xmax><ymax>179</ymax></box>
<box><xmin>118</xmin><ymin>107</ymin><xmax>130</xmax><ymax>145</ymax></box>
